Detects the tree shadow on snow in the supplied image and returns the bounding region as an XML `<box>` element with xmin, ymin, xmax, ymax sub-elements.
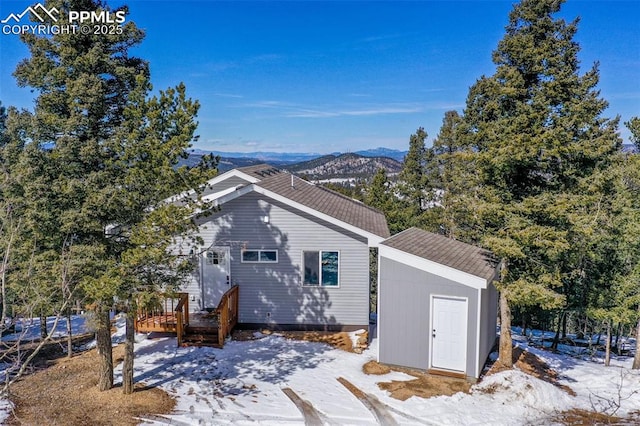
<box><xmin>129</xmin><ymin>333</ymin><xmax>336</xmax><ymax>398</ymax></box>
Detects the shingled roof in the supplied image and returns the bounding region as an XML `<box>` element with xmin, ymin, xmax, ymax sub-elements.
<box><xmin>381</xmin><ymin>227</ymin><xmax>497</xmax><ymax>281</ymax></box>
<box><xmin>229</xmin><ymin>164</ymin><xmax>390</xmax><ymax>239</ymax></box>
<box><xmin>235</xmin><ymin>164</ymin><xmax>282</xmax><ymax>180</ymax></box>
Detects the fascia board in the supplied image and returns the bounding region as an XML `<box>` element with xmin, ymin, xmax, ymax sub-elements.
<box><xmin>165</xmin><ymin>169</ymin><xmax>260</xmax><ymax>204</ymax></box>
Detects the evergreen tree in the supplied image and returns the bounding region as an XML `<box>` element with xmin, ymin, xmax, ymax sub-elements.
<box><xmin>610</xmin><ymin>118</ymin><xmax>640</xmax><ymax>369</ymax></box>
<box><xmin>365</xmin><ymin>168</ymin><xmax>392</xmax><ymax>211</ymax></box>
<box><xmin>9</xmin><ymin>0</ymin><xmax>216</xmax><ymax>392</ymax></box>
<box><xmin>397</xmin><ymin>128</ymin><xmax>431</xmax><ymax>220</ymax></box>
<box><xmin>423</xmin><ymin>110</ymin><xmax>480</xmax><ymax>240</ymax></box>
<box><xmin>364</xmin><ymin>168</ymin><xmax>406</xmax><ymax>234</ymax></box>
<box><xmin>11</xmin><ymin>0</ymin><xmax>150</xmax><ymax>390</ymax></box>
<box><xmin>455</xmin><ymin>0</ymin><xmax>620</xmax><ymax>367</ymax></box>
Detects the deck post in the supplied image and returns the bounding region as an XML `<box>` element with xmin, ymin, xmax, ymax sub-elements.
<box><xmin>176</xmin><ymin>311</ymin><xmax>183</xmax><ymax>347</ymax></box>
<box><xmin>185</xmin><ymin>295</ymin><xmax>189</xmax><ymax>326</ymax></box>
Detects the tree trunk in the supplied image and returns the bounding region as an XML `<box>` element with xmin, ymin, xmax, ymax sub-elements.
<box><xmin>604</xmin><ymin>321</ymin><xmax>611</xmax><ymax>367</ymax></box>
<box><xmin>122</xmin><ymin>307</ymin><xmax>135</xmax><ymax>395</ymax></box>
<box><xmin>66</xmin><ymin>309</ymin><xmax>73</xmax><ymax>359</ymax></box>
<box><xmin>633</xmin><ymin>309</ymin><xmax>640</xmax><ymax>370</ymax></box>
<box><xmin>498</xmin><ymin>291</ymin><xmax>513</xmax><ymax>368</ymax></box>
<box><xmin>551</xmin><ymin>311</ymin><xmax>563</xmax><ymax>351</ymax></box>
<box><xmin>561</xmin><ymin>311</ymin><xmax>567</xmax><ymax>340</ymax></box>
<box><xmin>96</xmin><ymin>308</ymin><xmax>113</xmax><ymax>391</ymax></box>
<box><xmin>39</xmin><ymin>311</ymin><xmax>47</xmax><ymax>339</ymax></box>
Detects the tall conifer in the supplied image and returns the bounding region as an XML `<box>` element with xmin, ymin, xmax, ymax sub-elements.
<box><xmin>455</xmin><ymin>0</ymin><xmax>620</xmax><ymax>367</ymax></box>
<box><xmin>10</xmin><ymin>0</ymin><xmax>216</xmax><ymax>391</ymax></box>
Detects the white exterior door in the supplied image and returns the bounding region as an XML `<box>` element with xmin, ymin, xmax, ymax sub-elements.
<box><xmin>431</xmin><ymin>296</ymin><xmax>468</xmax><ymax>372</ymax></box>
<box><xmin>202</xmin><ymin>246</ymin><xmax>231</xmax><ymax>309</ymax></box>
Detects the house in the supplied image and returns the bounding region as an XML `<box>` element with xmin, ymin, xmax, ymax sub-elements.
<box><xmin>377</xmin><ymin>227</ymin><xmax>499</xmax><ymax>380</ymax></box>
<box><xmin>177</xmin><ymin>164</ymin><xmax>390</xmax><ymax>331</ymax></box>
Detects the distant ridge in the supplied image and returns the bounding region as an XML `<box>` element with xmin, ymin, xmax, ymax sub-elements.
<box><xmin>178</xmin><ymin>147</ymin><xmax>407</xmax><ymax>176</ymax></box>
<box><xmin>187</xmin><ymin>147</ymin><xmax>407</xmax><ymax>163</ymax></box>
<box><xmin>285</xmin><ymin>152</ymin><xmax>402</xmax><ymax>179</ymax></box>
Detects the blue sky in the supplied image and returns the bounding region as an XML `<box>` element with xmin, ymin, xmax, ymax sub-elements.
<box><xmin>1</xmin><ymin>1</ymin><xmax>638</xmax><ymax>154</ymax></box>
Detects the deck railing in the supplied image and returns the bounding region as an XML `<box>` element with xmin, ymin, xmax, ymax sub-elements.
<box><xmin>135</xmin><ymin>292</ymin><xmax>189</xmax><ymax>334</ymax></box>
<box><xmin>135</xmin><ymin>287</ymin><xmax>238</xmax><ymax>348</ymax></box>
<box><xmin>216</xmin><ymin>285</ymin><xmax>239</xmax><ymax>345</ymax></box>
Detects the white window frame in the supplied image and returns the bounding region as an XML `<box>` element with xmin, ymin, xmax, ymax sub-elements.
<box><xmin>241</xmin><ymin>249</ymin><xmax>278</xmax><ymax>263</ymax></box>
<box><xmin>302</xmin><ymin>250</ymin><xmax>340</xmax><ymax>287</ymax></box>
<box><xmin>205</xmin><ymin>250</ymin><xmax>222</xmax><ymax>265</ymax></box>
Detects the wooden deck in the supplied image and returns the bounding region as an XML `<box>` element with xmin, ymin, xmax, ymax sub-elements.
<box><xmin>135</xmin><ymin>286</ymin><xmax>239</xmax><ymax>348</ymax></box>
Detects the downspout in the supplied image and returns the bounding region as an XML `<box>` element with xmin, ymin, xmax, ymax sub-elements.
<box><xmin>476</xmin><ymin>287</ymin><xmax>482</xmax><ymax>379</ymax></box>
<box><xmin>376</xmin><ymin>249</ymin><xmax>382</xmax><ymax>362</ymax></box>
<box><xmin>200</xmin><ymin>251</ymin><xmax>205</xmax><ymax>311</ymax></box>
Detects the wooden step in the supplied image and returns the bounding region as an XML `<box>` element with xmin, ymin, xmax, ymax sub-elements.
<box><xmin>181</xmin><ymin>333</ymin><xmax>221</xmax><ymax>348</ymax></box>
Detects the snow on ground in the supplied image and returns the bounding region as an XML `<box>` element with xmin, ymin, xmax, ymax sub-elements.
<box><xmin>1</xmin><ymin>314</ymin><xmax>93</xmax><ymax>343</ymax></box>
<box><xmin>116</xmin><ymin>326</ymin><xmax>639</xmax><ymax>425</ymax></box>
<box><xmin>2</xmin><ymin>315</ymin><xmax>640</xmax><ymax>425</ymax></box>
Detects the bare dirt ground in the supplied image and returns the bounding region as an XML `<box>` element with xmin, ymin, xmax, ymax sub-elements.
<box><xmin>7</xmin><ymin>344</ymin><xmax>175</xmax><ymax>426</ymax></box>
<box><xmin>6</xmin><ymin>332</ymin><xmax>607</xmax><ymax>425</ymax></box>
<box><xmin>364</xmin><ymin>359</ymin><xmax>472</xmax><ymax>400</ymax></box>
<box><xmin>232</xmin><ymin>328</ymin><xmax>361</xmax><ymax>352</ymax></box>
<box><xmin>485</xmin><ymin>346</ymin><xmax>576</xmax><ymax>396</ymax></box>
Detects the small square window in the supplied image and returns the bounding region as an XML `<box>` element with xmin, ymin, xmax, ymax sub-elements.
<box><xmin>206</xmin><ymin>250</ymin><xmax>220</xmax><ymax>265</ymax></box>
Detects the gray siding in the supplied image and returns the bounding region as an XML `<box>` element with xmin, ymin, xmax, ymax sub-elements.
<box><xmin>378</xmin><ymin>256</ymin><xmax>478</xmax><ymax>374</ymax></box>
<box><xmin>187</xmin><ymin>191</ymin><xmax>370</xmax><ymax>327</ymax></box>
<box><xmin>182</xmin><ymin>268</ymin><xmax>203</xmax><ymax>314</ymax></box>
<box><xmin>478</xmin><ymin>279</ymin><xmax>499</xmax><ymax>374</ymax></box>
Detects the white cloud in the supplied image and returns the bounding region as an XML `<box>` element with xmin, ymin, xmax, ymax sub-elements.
<box><xmin>213</xmin><ymin>93</ymin><xmax>244</xmax><ymax>99</ymax></box>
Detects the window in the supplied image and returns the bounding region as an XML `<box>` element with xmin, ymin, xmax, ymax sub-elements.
<box><xmin>206</xmin><ymin>250</ymin><xmax>220</xmax><ymax>265</ymax></box>
<box><xmin>303</xmin><ymin>250</ymin><xmax>339</xmax><ymax>286</ymax></box>
<box><xmin>241</xmin><ymin>249</ymin><xmax>278</xmax><ymax>263</ymax></box>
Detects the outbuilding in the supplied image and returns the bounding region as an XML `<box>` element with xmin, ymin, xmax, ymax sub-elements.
<box><xmin>377</xmin><ymin>227</ymin><xmax>500</xmax><ymax>380</ymax></box>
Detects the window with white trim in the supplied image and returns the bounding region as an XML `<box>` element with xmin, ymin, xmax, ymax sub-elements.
<box><xmin>303</xmin><ymin>250</ymin><xmax>339</xmax><ymax>286</ymax></box>
<box><xmin>206</xmin><ymin>250</ymin><xmax>221</xmax><ymax>265</ymax></box>
<box><xmin>241</xmin><ymin>249</ymin><xmax>278</xmax><ymax>263</ymax></box>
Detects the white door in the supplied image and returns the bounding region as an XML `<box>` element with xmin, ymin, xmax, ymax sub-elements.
<box><xmin>431</xmin><ymin>296</ymin><xmax>468</xmax><ymax>372</ymax></box>
<box><xmin>202</xmin><ymin>247</ymin><xmax>231</xmax><ymax>309</ymax></box>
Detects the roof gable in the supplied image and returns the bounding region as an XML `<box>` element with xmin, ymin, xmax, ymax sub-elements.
<box><xmin>210</xmin><ymin>164</ymin><xmax>390</xmax><ymax>244</ymax></box>
<box><xmin>257</xmin><ymin>173</ymin><xmax>389</xmax><ymax>238</ymax></box>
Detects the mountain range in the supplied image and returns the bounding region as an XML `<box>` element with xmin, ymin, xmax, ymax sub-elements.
<box><xmin>189</xmin><ymin>147</ymin><xmax>407</xmax><ymax>163</ymax></box>
<box><xmin>285</xmin><ymin>153</ymin><xmax>402</xmax><ymax>179</ymax></box>
<box><xmin>181</xmin><ymin>144</ymin><xmax>637</xmax><ymax>180</ymax></box>
<box><xmin>180</xmin><ymin>147</ymin><xmax>407</xmax><ymax>177</ymax></box>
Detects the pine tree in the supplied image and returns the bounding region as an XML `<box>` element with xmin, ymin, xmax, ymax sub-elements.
<box><xmin>9</xmin><ymin>0</ymin><xmax>216</xmax><ymax>392</ymax></box>
<box><xmin>611</xmin><ymin>118</ymin><xmax>640</xmax><ymax>369</ymax></box>
<box><xmin>365</xmin><ymin>168</ymin><xmax>392</xmax><ymax>212</ymax></box>
<box><xmin>455</xmin><ymin>0</ymin><xmax>620</xmax><ymax>367</ymax></box>
<box><xmin>364</xmin><ymin>168</ymin><xmax>407</xmax><ymax>234</ymax></box>
<box><xmin>423</xmin><ymin>110</ymin><xmax>480</xmax><ymax>240</ymax></box>
<box><xmin>11</xmin><ymin>0</ymin><xmax>150</xmax><ymax>390</ymax></box>
<box><xmin>397</xmin><ymin>128</ymin><xmax>430</xmax><ymax>219</ymax></box>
